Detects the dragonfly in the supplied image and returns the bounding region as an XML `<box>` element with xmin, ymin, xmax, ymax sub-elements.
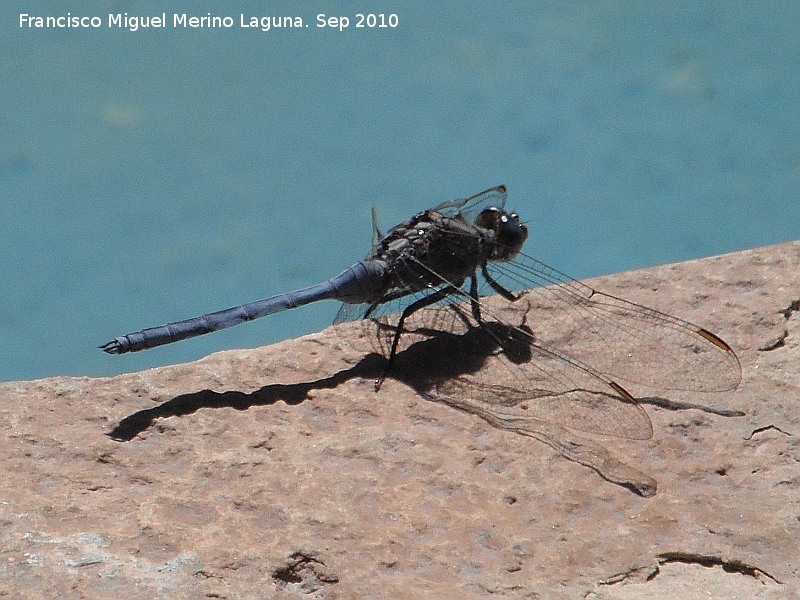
<box><xmin>101</xmin><ymin>186</ymin><xmax>741</xmax><ymax>446</ymax></box>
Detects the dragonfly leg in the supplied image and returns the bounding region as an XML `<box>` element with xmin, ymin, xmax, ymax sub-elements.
<box><xmin>481</xmin><ymin>263</ymin><xmax>522</xmax><ymax>301</ymax></box>
<box><xmin>469</xmin><ymin>274</ymin><xmax>482</xmax><ymax>323</ymax></box>
<box><xmin>375</xmin><ymin>285</ymin><xmax>460</xmax><ymax>391</ymax></box>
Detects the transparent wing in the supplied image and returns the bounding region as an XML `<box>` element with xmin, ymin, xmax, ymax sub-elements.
<box><xmin>334</xmin><ymin>238</ymin><xmax>655</xmax><ymax>440</ymax></box>
<box><xmin>482</xmin><ymin>252</ymin><xmax>742</xmax><ymax>393</ymax></box>
<box><xmin>384</xmin><ymin>299</ymin><xmax>654</xmax><ymax>440</ymax></box>
<box><xmin>431</xmin><ymin>185</ymin><xmax>508</xmax><ymax>221</ymax></box>
<box><xmin>338</xmin><ymin>244</ymin><xmax>739</xmax><ymax>396</ymax></box>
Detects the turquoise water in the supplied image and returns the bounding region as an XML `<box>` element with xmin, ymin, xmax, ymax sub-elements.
<box><xmin>2</xmin><ymin>1</ymin><xmax>798</xmax><ymax>382</ymax></box>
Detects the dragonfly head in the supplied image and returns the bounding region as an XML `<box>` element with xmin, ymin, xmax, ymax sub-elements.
<box><xmin>475</xmin><ymin>207</ymin><xmax>529</xmax><ymax>262</ymax></box>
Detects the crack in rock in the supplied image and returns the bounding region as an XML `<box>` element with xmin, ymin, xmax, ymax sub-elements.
<box><xmin>653</xmin><ymin>552</ymin><xmax>781</xmax><ymax>584</ymax></box>
<box><xmin>272</xmin><ymin>551</ymin><xmax>340</xmax><ymax>594</ymax></box>
<box><xmin>759</xmin><ymin>329</ymin><xmax>788</xmax><ymax>351</ymax></box>
<box><xmin>760</xmin><ymin>298</ymin><xmax>800</xmax><ymax>351</ymax></box>
<box><xmin>744</xmin><ymin>424</ymin><xmax>793</xmax><ymax>440</ymax></box>
<box><xmin>597</xmin><ymin>564</ymin><xmax>659</xmax><ymax>585</ymax></box>
<box><xmin>779</xmin><ymin>299</ymin><xmax>800</xmax><ymax>321</ymax></box>
<box><xmin>597</xmin><ymin>552</ymin><xmax>782</xmax><ymax>588</ymax></box>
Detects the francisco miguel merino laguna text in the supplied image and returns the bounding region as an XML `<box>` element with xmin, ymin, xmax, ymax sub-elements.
<box><xmin>20</xmin><ymin>13</ymin><xmax>398</xmax><ymax>32</ymax></box>
<box><xmin>20</xmin><ymin>13</ymin><xmax>304</xmax><ymax>31</ymax></box>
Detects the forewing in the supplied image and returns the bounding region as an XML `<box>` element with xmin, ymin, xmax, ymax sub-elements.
<box><xmin>432</xmin><ymin>185</ymin><xmax>508</xmax><ymax>221</ymax></box>
<box><xmin>484</xmin><ymin>252</ymin><xmax>742</xmax><ymax>392</ymax></box>
<box><xmin>397</xmin><ymin>302</ymin><xmax>653</xmax><ymax>440</ymax></box>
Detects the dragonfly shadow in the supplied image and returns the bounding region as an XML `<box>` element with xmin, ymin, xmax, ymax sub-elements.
<box><xmin>107</xmin><ymin>321</ymin><xmax>524</xmax><ymax>442</ymax></box>
<box><xmin>108</xmin><ymin>353</ymin><xmax>386</xmax><ymax>442</ymax></box>
<box><xmin>637</xmin><ymin>396</ymin><xmax>745</xmax><ymax>418</ymax></box>
<box><xmin>388</xmin><ymin>320</ymin><xmax>532</xmax><ymax>397</ymax></box>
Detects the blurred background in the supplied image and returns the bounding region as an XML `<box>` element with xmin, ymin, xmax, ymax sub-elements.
<box><xmin>2</xmin><ymin>0</ymin><xmax>798</xmax><ymax>381</ymax></box>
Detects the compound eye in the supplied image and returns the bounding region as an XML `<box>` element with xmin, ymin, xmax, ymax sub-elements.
<box><xmin>493</xmin><ymin>212</ymin><xmax>528</xmax><ymax>261</ymax></box>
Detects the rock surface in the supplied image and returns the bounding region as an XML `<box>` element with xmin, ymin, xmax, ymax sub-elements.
<box><xmin>1</xmin><ymin>241</ymin><xmax>799</xmax><ymax>599</ymax></box>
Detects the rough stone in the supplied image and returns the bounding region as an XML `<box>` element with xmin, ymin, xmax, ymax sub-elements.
<box><xmin>1</xmin><ymin>241</ymin><xmax>798</xmax><ymax>599</ymax></box>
